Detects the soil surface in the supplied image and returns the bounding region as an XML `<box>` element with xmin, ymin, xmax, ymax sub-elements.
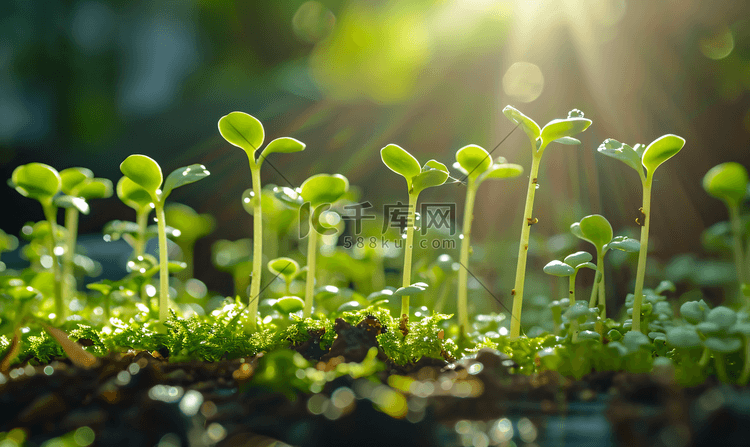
<box><xmin>2</xmin><ymin>318</ymin><xmax>750</xmax><ymax>446</ymax></box>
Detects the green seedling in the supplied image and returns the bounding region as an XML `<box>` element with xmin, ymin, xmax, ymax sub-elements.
<box><xmin>218</xmin><ymin>111</ymin><xmax>305</xmax><ymax>331</ymax></box>
<box><xmin>543</xmin><ymin>251</ymin><xmax>595</xmax><ymax>303</ymax></box>
<box><xmin>503</xmin><ymin>106</ymin><xmax>592</xmax><ymax>338</ymax></box>
<box><xmin>597</xmin><ymin>135</ymin><xmax>685</xmax><ymax>332</ymax></box>
<box><xmin>116</xmin><ymin>176</ymin><xmax>155</xmax><ymax>257</ymax></box>
<box><xmin>703</xmin><ymin>162</ymin><xmax>749</xmax><ymax>303</ymax></box>
<box><xmin>453</xmin><ymin>145</ymin><xmax>523</xmax><ymax>333</ymax></box>
<box><xmin>380</xmin><ymin>144</ymin><xmax>449</xmax><ymax>333</ymax></box>
<box><xmin>571</xmin><ymin>214</ymin><xmax>640</xmax><ymax>318</ymax></box>
<box><xmin>9</xmin><ymin>163</ymin><xmax>65</xmax><ymax>323</ymax></box>
<box><xmin>58</xmin><ymin>167</ymin><xmax>113</xmax><ymax>303</ymax></box>
<box><xmin>298</xmin><ymin>173</ymin><xmax>349</xmax><ymax>318</ymax></box>
<box><xmin>165</xmin><ymin>203</ymin><xmax>216</xmax><ymax>280</ymax></box>
<box><xmin>120</xmin><ymin>155</ymin><xmax>209</xmax><ymax>326</ymax></box>
<box><xmin>268</xmin><ymin>257</ymin><xmax>300</xmax><ymax>295</ymax></box>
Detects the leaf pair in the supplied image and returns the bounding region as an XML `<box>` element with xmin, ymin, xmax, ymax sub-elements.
<box><xmin>218</xmin><ymin>111</ymin><xmax>305</xmax><ymax>167</ymax></box>
<box><xmin>502</xmin><ymin>106</ymin><xmax>592</xmax><ymax>152</ymax></box>
<box><xmin>10</xmin><ymin>163</ymin><xmax>62</xmax><ymax>205</ymax></box>
<box><xmin>380</xmin><ymin>144</ymin><xmax>449</xmax><ymax>194</ymax></box>
<box><xmin>56</xmin><ymin>167</ymin><xmax>113</xmax><ymax>214</ymax></box>
<box><xmin>571</xmin><ymin>214</ymin><xmax>640</xmax><ymax>255</ymax></box>
<box><xmin>597</xmin><ymin>135</ymin><xmax>686</xmax><ymax>181</ymax></box>
<box><xmin>543</xmin><ymin>251</ymin><xmax>596</xmax><ymax>277</ymax></box>
<box><xmin>120</xmin><ymin>155</ymin><xmax>210</xmax><ymax>204</ymax></box>
<box><xmin>453</xmin><ymin>145</ymin><xmax>523</xmax><ymax>183</ymax></box>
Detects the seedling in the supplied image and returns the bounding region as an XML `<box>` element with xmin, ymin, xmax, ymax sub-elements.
<box><xmin>502</xmin><ymin>106</ymin><xmax>592</xmax><ymax>338</ymax></box>
<box><xmin>116</xmin><ymin>176</ymin><xmax>155</xmax><ymax>257</ymax></box>
<box><xmin>268</xmin><ymin>257</ymin><xmax>300</xmax><ymax>295</ymax></box>
<box><xmin>165</xmin><ymin>203</ymin><xmax>216</xmax><ymax>280</ymax></box>
<box><xmin>9</xmin><ymin>163</ymin><xmax>65</xmax><ymax>323</ymax></box>
<box><xmin>120</xmin><ymin>154</ymin><xmax>209</xmax><ymax>326</ymax></box>
<box><xmin>58</xmin><ymin>167</ymin><xmax>113</xmax><ymax>303</ymax></box>
<box><xmin>380</xmin><ymin>144</ymin><xmax>449</xmax><ymax>332</ymax></box>
<box><xmin>453</xmin><ymin>145</ymin><xmax>523</xmax><ymax>333</ymax></box>
<box><xmin>218</xmin><ymin>111</ymin><xmax>305</xmax><ymax>330</ymax></box>
<box><xmin>597</xmin><ymin>135</ymin><xmax>686</xmax><ymax>332</ymax></box>
<box><xmin>702</xmin><ymin>162</ymin><xmax>749</xmax><ymax>302</ymax></box>
<box><xmin>298</xmin><ymin>173</ymin><xmax>349</xmax><ymax>318</ymax></box>
<box><xmin>543</xmin><ymin>251</ymin><xmax>595</xmax><ymax>303</ymax></box>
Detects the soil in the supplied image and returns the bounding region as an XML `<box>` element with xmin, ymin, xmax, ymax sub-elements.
<box><xmin>2</xmin><ymin>318</ymin><xmax>750</xmax><ymax>447</ymax></box>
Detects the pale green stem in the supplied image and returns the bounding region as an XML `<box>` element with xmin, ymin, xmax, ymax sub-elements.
<box><xmin>740</xmin><ymin>335</ymin><xmax>750</xmax><ymax>385</ymax></box>
<box><xmin>599</xmin><ymin>270</ymin><xmax>606</xmax><ymax>318</ymax></box>
<box><xmin>400</xmin><ymin>192</ymin><xmax>419</xmax><ymax>323</ymax></box>
<box><xmin>570</xmin><ymin>319</ymin><xmax>580</xmax><ymax>343</ymax></box>
<box><xmin>631</xmin><ymin>175</ymin><xmax>653</xmax><ymax>333</ymax></box>
<box><xmin>458</xmin><ymin>179</ymin><xmax>477</xmax><ymax>333</ymax></box>
<box><xmin>588</xmin><ymin>269</ymin><xmax>599</xmax><ymax>308</ymax></box>
<box><xmin>303</xmin><ymin>212</ymin><xmax>319</xmax><ymax>318</ymax></box>
<box><xmin>155</xmin><ymin>201</ymin><xmax>169</xmax><ymax>325</ymax></box>
<box><xmin>728</xmin><ymin>202</ymin><xmax>746</xmax><ymax>304</ymax></box>
<box><xmin>698</xmin><ymin>346</ymin><xmax>711</xmax><ymax>367</ymax></box>
<box><xmin>510</xmin><ymin>150</ymin><xmax>543</xmax><ymax>339</ymax></box>
<box><xmin>63</xmin><ymin>207</ymin><xmax>79</xmax><ymax>304</ymax></box>
<box><xmin>248</xmin><ymin>165</ymin><xmax>262</xmax><ymax>331</ymax></box>
<box><xmin>568</xmin><ymin>271</ymin><xmax>577</xmax><ymax>302</ymax></box>
<box><xmin>134</xmin><ymin>208</ymin><xmax>149</xmax><ymax>258</ymax></box>
<box><xmin>43</xmin><ymin>203</ymin><xmax>64</xmax><ymax>324</ymax></box>
<box><xmin>714</xmin><ymin>353</ymin><xmax>729</xmax><ymax>383</ymax></box>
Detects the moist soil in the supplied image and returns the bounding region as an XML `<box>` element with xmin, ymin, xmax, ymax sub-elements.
<box><xmin>2</xmin><ymin>317</ymin><xmax>750</xmax><ymax>447</ymax></box>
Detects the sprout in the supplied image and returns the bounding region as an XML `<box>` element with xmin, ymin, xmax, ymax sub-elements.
<box><xmin>299</xmin><ymin>173</ymin><xmax>349</xmax><ymax>318</ymax></box>
<box><xmin>9</xmin><ymin>163</ymin><xmax>64</xmax><ymax>323</ymax></box>
<box><xmin>597</xmin><ymin>134</ymin><xmax>685</xmax><ymax>333</ymax></box>
<box><xmin>453</xmin><ymin>145</ymin><xmax>523</xmax><ymax>333</ymax></box>
<box><xmin>218</xmin><ymin>111</ymin><xmax>305</xmax><ymax>331</ymax></box>
<box><xmin>268</xmin><ymin>257</ymin><xmax>300</xmax><ymax>295</ymax></box>
<box><xmin>120</xmin><ymin>155</ymin><xmax>209</xmax><ymax>327</ymax></box>
<box><xmin>544</xmin><ymin>251</ymin><xmax>595</xmax><ymax>304</ymax></box>
<box><xmin>702</xmin><ymin>162</ymin><xmax>749</xmax><ymax>303</ymax></box>
<box><xmin>503</xmin><ymin>106</ymin><xmax>592</xmax><ymax>339</ymax></box>
<box><xmin>380</xmin><ymin>144</ymin><xmax>449</xmax><ymax>333</ymax></box>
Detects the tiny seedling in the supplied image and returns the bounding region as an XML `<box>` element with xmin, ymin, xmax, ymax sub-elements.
<box><xmin>218</xmin><ymin>111</ymin><xmax>305</xmax><ymax>330</ymax></box>
<box><xmin>598</xmin><ymin>135</ymin><xmax>686</xmax><ymax>332</ymax></box>
<box><xmin>543</xmin><ymin>251</ymin><xmax>595</xmax><ymax>303</ymax></box>
<box><xmin>116</xmin><ymin>176</ymin><xmax>155</xmax><ymax>257</ymax></box>
<box><xmin>453</xmin><ymin>145</ymin><xmax>523</xmax><ymax>333</ymax></box>
<box><xmin>380</xmin><ymin>144</ymin><xmax>449</xmax><ymax>332</ymax></box>
<box><xmin>502</xmin><ymin>106</ymin><xmax>592</xmax><ymax>338</ymax></box>
<box><xmin>298</xmin><ymin>173</ymin><xmax>349</xmax><ymax>318</ymax></box>
<box><xmin>9</xmin><ymin>163</ymin><xmax>65</xmax><ymax>323</ymax></box>
<box><xmin>268</xmin><ymin>257</ymin><xmax>300</xmax><ymax>296</ymax></box>
<box><xmin>165</xmin><ymin>203</ymin><xmax>216</xmax><ymax>280</ymax></box>
<box><xmin>702</xmin><ymin>162</ymin><xmax>749</xmax><ymax>303</ymax></box>
<box><xmin>120</xmin><ymin>154</ymin><xmax>209</xmax><ymax>326</ymax></box>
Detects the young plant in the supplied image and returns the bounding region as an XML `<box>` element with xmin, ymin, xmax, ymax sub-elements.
<box><xmin>298</xmin><ymin>174</ymin><xmax>349</xmax><ymax>318</ymax></box>
<box><xmin>9</xmin><ymin>163</ymin><xmax>65</xmax><ymax>322</ymax></box>
<box><xmin>268</xmin><ymin>257</ymin><xmax>300</xmax><ymax>296</ymax></box>
<box><xmin>598</xmin><ymin>135</ymin><xmax>686</xmax><ymax>332</ymax></box>
<box><xmin>58</xmin><ymin>168</ymin><xmax>113</xmax><ymax>302</ymax></box>
<box><xmin>702</xmin><ymin>162</ymin><xmax>749</xmax><ymax>302</ymax></box>
<box><xmin>380</xmin><ymin>144</ymin><xmax>449</xmax><ymax>332</ymax></box>
<box><xmin>453</xmin><ymin>146</ymin><xmax>523</xmax><ymax>333</ymax></box>
<box><xmin>116</xmin><ymin>176</ymin><xmax>155</xmax><ymax>257</ymax></box>
<box><xmin>120</xmin><ymin>155</ymin><xmax>209</xmax><ymax>326</ymax></box>
<box><xmin>543</xmin><ymin>251</ymin><xmax>595</xmax><ymax>303</ymax></box>
<box><xmin>218</xmin><ymin>111</ymin><xmax>305</xmax><ymax>330</ymax></box>
<box><xmin>502</xmin><ymin>106</ymin><xmax>592</xmax><ymax>338</ymax></box>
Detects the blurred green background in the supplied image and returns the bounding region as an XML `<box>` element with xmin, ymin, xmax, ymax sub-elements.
<box><xmin>2</xmin><ymin>0</ymin><xmax>750</xmax><ymax>309</ymax></box>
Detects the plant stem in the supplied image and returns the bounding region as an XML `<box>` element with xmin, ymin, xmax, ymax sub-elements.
<box><xmin>728</xmin><ymin>202</ymin><xmax>746</xmax><ymax>304</ymax></box>
<box><xmin>135</xmin><ymin>208</ymin><xmax>149</xmax><ymax>258</ymax></box>
<box><xmin>698</xmin><ymin>346</ymin><xmax>711</xmax><ymax>368</ymax></box>
<box><xmin>598</xmin><ymin>255</ymin><xmax>606</xmax><ymax>318</ymax></box>
<box><xmin>63</xmin><ymin>206</ymin><xmax>79</xmax><ymax>304</ymax></box>
<box><xmin>568</xmin><ymin>272</ymin><xmax>577</xmax><ymax>302</ymax></box>
<box><xmin>400</xmin><ymin>192</ymin><xmax>419</xmax><ymax>331</ymax></box>
<box><xmin>631</xmin><ymin>175</ymin><xmax>653</xmax><ymax>333</ymax></box>
<box><xmin>458</xmin><ymin>179</ymin><xmax>477</xmax><ymax>333</ymax></box>
<box><xmin>43</xmin><ymin>203</ymin><xmax>64</xmax><ymax>324</ymax></box>
<box><xmin>510</xmin><ymin>151</ymin><xmax>543</xmax><ymax>339</ymax></box>
<box><xmin>304</xmin><ymin>211</ymin><xmax>319</xmax><ymax>318</ymax></box>
<box><xmin>714</xmin><ymin>353</ymin><xmax>729</xmax><ymax>383</ymax></box>
<box><xmin>155</xmin><ymin>201</ymin><xmax>169</xmax><ymax>325</ymax></box>
<box><xmin>248</xmin><ymin>165</ymin><xmax>262</xmax><ymax>331</ymax></box>
<box><xmin>588</xmin><ymin>269</ymin><xmax>599</xmax><ymax>308</ymax></box>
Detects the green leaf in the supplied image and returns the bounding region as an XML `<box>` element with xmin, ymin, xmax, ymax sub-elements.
<box><xmin>641</xmin><ymin>134</ymin><xmax>685</xmax><ymax>176</ymax></box>
<box><xmin>680</xmin><ymin>300</ymin><xmax>709</xmax><ymax>324</ymax></box>
<box><xmin>564</xmin><ymin>251</ymin><xmax>592</xmax><ymax>267</ymax></box>
<box><xmin>60</xmin><ymin>167</ymin><xmax>93</xmax><ymax>195</ymax></box>
<box><xmin>703</xmin><ymin>162</ymin><xmax>749</xmax><ymax>206</ymax></box>
<box><xmin>411</xmin><ymin>160</ymin><xmax>449</xmax><ymax>195</ymax></box>
<box><xmin>605</xmin><ymin>236</ymin><xmax>640</xmax><ymax>253</ymax></box>
<box><xmin>666</xmin><ymin>326</ymin><xmax>702</xmax><ymax>349</ymax></box>
<box><xmin>578</xmin><ymin>214</ymin><xmax>613</xmax><ymax>250</ymax></box>
<box><xmin>381</xmin><ymin>144</ymin><xmax>421</xmax><ymax>180</ymax></box>
<box><xmin>578</xmin><ymin>261</ymin><xmax>597</xmax><ymax>271</ymax></box>
<box><xmin>540</xmin><ymin>117</ymin><xmax>592</xmax><ymax>147</ymax></box>
<box><xmin>479</xmin><ymin>162</ymin><xmax>524</xmax><ymax>181</ymax></box>
<box><xmin>597</xmin><ymin>139</ymin><xmax>643</xmax><ymax>177</ymax></box>
<box><xmin>260</xmin><ymin>137</ymin><xmax>306</xmax><ymax>164</ymax></box>
<box><xmin>502</xmin><ymin>105</ymin><xmax>541</xmax><ymax>142</ymax></box>
<box><xmin>393</xmin><ymin>282</ymin><xmax>428</xmax><ymax>297</ymax></box>
<box><xmin>553</xmin><ymin>136</ymin><xmax>581</xmax><ymax>145</ymax></box>
<box><xmin>622</xmin><ymin>330</ymin><xmax>651</xmax><ymax>352</ymax></box>
<box><xmin>218</xmin><ymin>111</ymin><xmax>265</xmax><ymax>162</ymax></box>
<box><xmin>76</xmin><ymin>178</ymin><xmax>113</xmax><ymax>200</ymax></box>
<box><xmin>162</xmin><ymin>164</ymin><xmax>210</xmax><ymax>199</ymax></box>
<box><xmin>706</xmin><ymin>306</ymin><xmax>737</xmax><ymax>330</ymax></box>
<box><xmin>11</xmin><ymin>163</ymin><xmax>61</xmax><ymax>202</ymax></box>
<box><xmin>570</xmin><ymin>222</ymin><xmax>584</xmax><ymax>240</ymax></box>
<box><xmin>543</xmin><ymin>260</ymin><xmax>574</xmax><ymax>276</ymax></box>
<box><xmin>300</xmin><ymin>173</ymin><xmax>349</xmax><ymax>207</ymax></box>
<box><xmin>268</xmin><ymin>257</ymin><xmax>300</xmax><ymax>282</ymax></box>
<box><xmin>455</xmin><ymin>145</ymin><xmax>491</xmax><ymax>179</ymax></box>
<box><xmin>117</xmin><ymin>177</ymin><xmax>153</xmax><ymax>212</ymax></box>
<box><xmin>704</xmin><ymin>336</ymin><xmax>742</xmax><ymax>353</ymax></box>
<box><xmin>273</xmin><ymin>296</ymin><xmax>305</xmax><ymax>314</ymax></box>
<box><xmin>54</xmin><ymin>195</ymin><xmax>90</xmax><ymax>215</ymax></box>
<box><xmin>120</xmin><ymin>154</ymin><xmax>162</xmax><ymax>196</ymax></box>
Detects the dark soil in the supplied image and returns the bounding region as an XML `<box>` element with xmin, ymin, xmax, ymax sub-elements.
<box><xmin>3</xmin><ymin>319</ymin><xmax>750</xmax><ymax>446</ymax></box>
